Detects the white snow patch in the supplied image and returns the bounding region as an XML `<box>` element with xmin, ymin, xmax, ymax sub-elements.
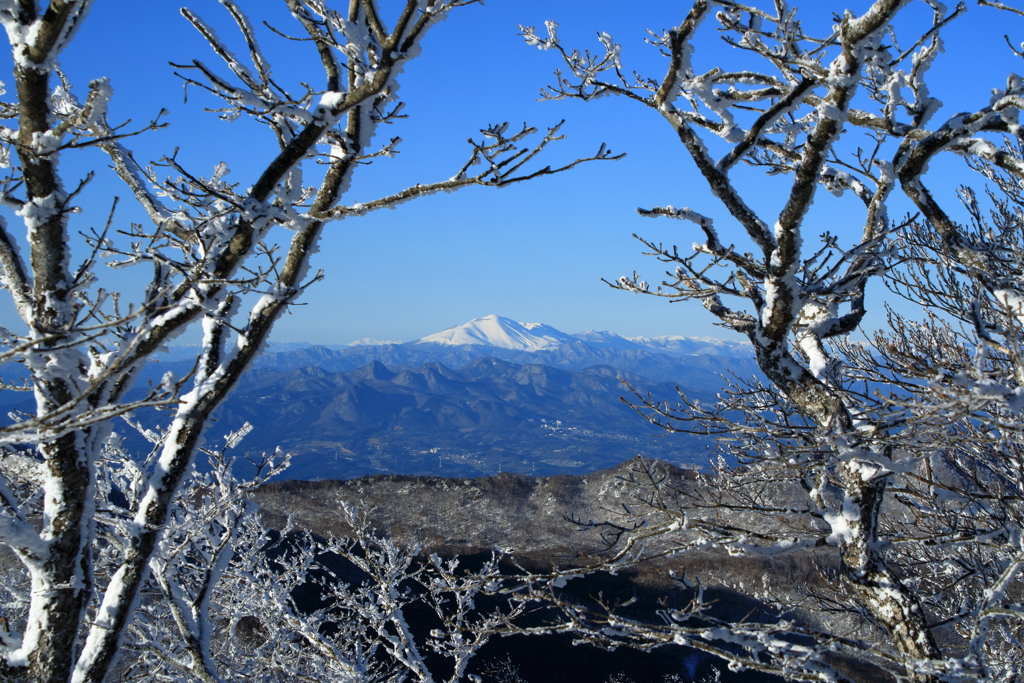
<box><xmin>348</xmin><ymin>337</ymin><xmax>401</xmax><ymax>347</ymax></box>
<box><xmin>413</xmin><ymin>314</ymin><xmax>575</xmax><ymax>352</ymax></box>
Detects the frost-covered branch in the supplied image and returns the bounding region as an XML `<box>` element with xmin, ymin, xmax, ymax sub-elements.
<box><xmin>327</xmin><ymin>121</ymin><xmax>621</xmax><ymax>218</ymax></box>
<box><xmin>524</xmin><ymin>1</ymin><xmax>1024</xmax><ymax>681</ymax></box>
<box><xmin>0</xmin><ymin>1</ymin><xmax>606</xmax><ymax>682</ymax></box>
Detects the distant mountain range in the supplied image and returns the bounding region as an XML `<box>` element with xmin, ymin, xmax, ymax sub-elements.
<box><xmin>415</xmin><ymin>314</ymin><xmax>752</xmax><ymax>354</ymax></box>
<box><xmin>149</xmin><ymin>315</ymin><xmax>754</xmax><ymax>386</ymax></box>
<box><xmin>196</xmin><ymin>317</ymin><xmax>757</xmax><ymax>479</ymax></box>
<box><xmin>156</xmin><ymin>314</ymin><xmax>752</xmax><ymax>362</ymax></box>
<box><xmin>2</xmin><ymin>316</ymin><xmax>758</xmax><ymax>480</ymax></box>
<box><xmin>215</xmin><ymin>358</ymin><xmax>716</xmax><ymax>481</ymax></box>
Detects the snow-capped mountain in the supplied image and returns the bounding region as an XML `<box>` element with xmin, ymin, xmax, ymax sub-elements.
<box><xmin>135</xmin><ymin>315</ymin><xmax>760</xmax><ymax>480</ymax></box>
<box><xmin>157</xmin><ymin>315</ymin><xmax>750</xmax><ymax>368</ymax></box>
<box><xmin>409</xmin><ymin>315</ymin><xmax>751</xmax><ymax>358</ymax></box>
<box><xmin>413</xmin><ymin>314</ymin><xmax>577</xmax><ymax>351</ymax></box>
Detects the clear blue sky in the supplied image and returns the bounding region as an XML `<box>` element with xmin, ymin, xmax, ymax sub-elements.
<box><xmin>1</xmin><ymin>1</ymin><xmax>1019</xmax><ymax>344</ymax></box>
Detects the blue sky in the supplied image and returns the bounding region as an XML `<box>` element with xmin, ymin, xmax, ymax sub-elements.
<box><xmin>1</xmin><ymin>0</ymin><xmax>1021</xmax><ymax>344</ymax></box>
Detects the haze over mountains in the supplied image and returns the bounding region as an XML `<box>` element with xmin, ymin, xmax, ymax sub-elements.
<box><xmin>78</xmin><ymin>316</ymin><xmax>758</xmax><ymax>480</ymax></box>
<box><xmin>156</xmin><ymin>314</ymin><xmax>753</xmax><ymax>364</ymax></box>
<box><xmin>241</xmin><ymin>315</ymin><xmax>756</xmax><ymax>385</ymax></box>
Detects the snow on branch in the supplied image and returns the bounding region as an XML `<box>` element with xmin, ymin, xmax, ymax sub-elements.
<box><xmin>327</xmin><ymin>120</ymin><xmax>622</xmax><ymax>218</ymax></box>
<box><xmin>523</xmin><ymin>1</ymin><xmax>1024</xmax><ymax>680</ymax></box>
<box><xmin>0</xmin><ymin>1</ymin><xmax>613</xmax><ymax>682</ymax></box>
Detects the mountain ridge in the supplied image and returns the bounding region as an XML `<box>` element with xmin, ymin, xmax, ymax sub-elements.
<box><xmin>157</xmin><ymin>315</ymin><xmax>753</xmax><ymax>362</ymax></box>
<box><xmin>413</xmin><ymin>314</ymin><xmax>578</xmax><ymax>351</ymax></box>
<box><xmin>92</xmin><ymin>316</ymin><xmax>762</xmax><ymax>481</ymax></box>
<box><xmin>213</xmin><ymin>357</ymin><xmax>715</xmax><ymax>481</ymax></box>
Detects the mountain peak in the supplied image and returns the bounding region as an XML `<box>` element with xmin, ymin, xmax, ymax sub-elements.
<box><xmin>413</xmin><ymin>314</ymin><xmax>576</xmax><ymax>352</ymax></box>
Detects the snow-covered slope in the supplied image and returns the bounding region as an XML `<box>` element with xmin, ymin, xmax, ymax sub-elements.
<box><xmin>413</xmin><ymin>314</ymin><xmax>576</xmax><ymax>351</ymax></box>
<box><xmin>410</xmin><ymin>315</ymin><xmax>752</xmax><ymax>356</ymax></box>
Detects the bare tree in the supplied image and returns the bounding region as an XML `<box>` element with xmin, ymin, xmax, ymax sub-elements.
<box><xmin>0</xmin><ymin>2</ymin><xmax>615</xmax><ymax>682</ymax></box>
<box><xmin>519</xmin><ymin>1</ymin><xmax>1024</xmax><ymax>681</ymax></box>
<box><xmin>112</xmin><ymin>449</ymin><xmax>524</xmax><ymax>683</ymax></box>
